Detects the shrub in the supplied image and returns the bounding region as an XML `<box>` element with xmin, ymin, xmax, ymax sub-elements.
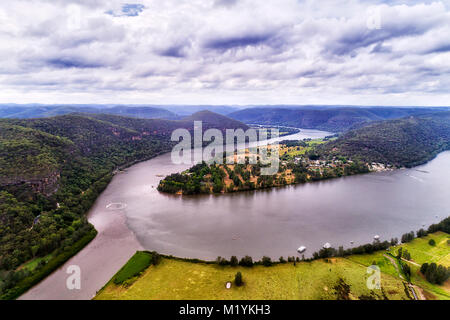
<box><xmin>239</xmin><ymin>256</ymin><xmax>253</xmax><ymax>267</ymax></box>
<box><xmin>234</xmin><ymin>272</ymin><xmax>243</xmax><ymax>286</ymax></box>
<box><xmin>216</xmin><ymin>256</ymin><xmax>229</xmax><ymax>266</ymax></box>
<box><xmin>261</xmin><ymin>256</ymin><xmax>272</xmax><ymax>267</ymax></box>
<box><xmin>113</xmin><ymin>251</ymin><xmax>152</xmax><ymax>285</ymax></box>
<box><xmin>428</xmin><ymin>239</ymin><xmax>436</xmax><ymax>246</ymax></box>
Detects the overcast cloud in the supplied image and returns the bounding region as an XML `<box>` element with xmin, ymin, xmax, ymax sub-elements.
<box><xmin>0</xmin><ymin>0</ymin><xmax>449</xmax><ymax>105</ymax></box>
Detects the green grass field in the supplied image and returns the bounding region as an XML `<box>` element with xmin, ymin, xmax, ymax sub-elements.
<box><xmin>111</xmin><ymin>251</ymin><xmax>153</xmax><ymax>285</ymax></box>
<box><xmin>95</xmin><ymin>232</ymin><xmax>449</xmax><ymax>301</ymax></box>
<box><xmin>18</xmin><ymin>254</ymin><xmax>53</xmax><ymax>272</ymax></box>
<box><xmin>347</xmin><ymin>232</ymin><xmax>450</xmax><ymax>300</ymax></box>
<box><xmin>95</xmin><ymin>257</ymin><xmax>410</xmax><ymax>300</ymax></box>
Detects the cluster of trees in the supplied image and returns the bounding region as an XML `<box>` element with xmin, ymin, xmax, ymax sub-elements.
<box><xmin>312</xmin><ymin>239</ymin><xmax>398</xmax><ymax>260</ymax></box>
<box><xmin>318</xmin><ymin>113</ymin><xmax>450</xmax><ymax>168</ymax></box>
<box><xmin>420</xmin><ymin>263</ymin><xmax>450</xmax><ymax>285</ymax></box>
<box><xmin>0</xmin><ymin>114</ymin><xmax>179</xmax><ymax>298</ymax></box>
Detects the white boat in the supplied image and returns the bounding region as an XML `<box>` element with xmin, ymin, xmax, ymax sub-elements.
<box><xmin>323</xmin><ymin>243</ymin><xmax>331</xmax><ymax>249</ymax></box>
<box><xmin>297</xmin><ymin>246</ymin><xmax>307</xmax><ymax>254</ymax></box>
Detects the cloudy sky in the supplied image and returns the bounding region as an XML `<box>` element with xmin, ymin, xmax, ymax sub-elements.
<box><xmin>0</xmin><ymin>0</ymin><xmax>449</xmax><ymax>106</ymax></box>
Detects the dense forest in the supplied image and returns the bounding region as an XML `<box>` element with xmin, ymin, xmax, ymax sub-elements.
<box><xmin>317</xmin><ymin>112</ymin><xmax>450</xmax><ymax>167</ymax></box>
<box><xmin>0</xmin><ymin>111</ymin><xmax>247</xmax><ymax>298</ymax></box>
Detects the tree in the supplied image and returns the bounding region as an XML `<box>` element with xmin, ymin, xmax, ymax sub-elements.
<box><xmin>403</xmin><ymin>249</ymin><xmax>411</xmax><ymax>261</ymax></box>
<box><xmin>239</xmin><ymin>256</ymin><xmax>253</xmax><ymax>267</ymax></box>
<box><xmin>151</xmin><ymin>251</ymin><xmax>161</xmax><ymax>265</ymax></box>
<box><xmin>279</xmin><ymin>256</ymin><xmax>286</xmax><ymax>263</ymax></box>
<box><xmin>261</xmin><ymin>256</ymin><xmax>272</xmax><ymax>267</ymax></box>
<box><xmin>390</xmin><ymin>238</ymin><xmax>398</xmax><ymax>246</ymax></box>
<box><xmin>230</xmin><ymin>256</ymin><xmax>238</xmax><ymax>267</ymax></box>
<box><xmin>216</xmin><ymin>256</ymin><xmax>228</xmax><ymax>265</ymax></box>
<box><xmin>416</xmin><ymin>229</ymin><xmax>427</xmax><ymax>238</ymax></box>
<box><xmin>234</xmin><ymin>272</ymin><xmax>243</xmax><ymax>287</ymax></box>
<box><xmin>396</xmin><ymin>247</ymin><xmax>403</xmax><ymax>259</ymax></box>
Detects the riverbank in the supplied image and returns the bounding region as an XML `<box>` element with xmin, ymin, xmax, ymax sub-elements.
<box><xmin>17</xmin><ymin>128</ymin><xmax>329</xmax><ymax>300</ymax></box>
<box><xmin>95</xmin><ymin>230</ymin><xmax>450</xmax><ymax>300</ymax></box>
<box><xmin>17</xmin><ymin>131</ymin><xmax>450</xmax><ymax>300</ymax></box>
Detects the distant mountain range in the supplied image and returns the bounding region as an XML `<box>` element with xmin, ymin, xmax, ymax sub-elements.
<box><xmin>0</xmin><ymin>105</ymin><xmax>179</xmax><ymax>120</ymax></box>
<box><xmin>228</xmin><ymin>107</ymin><xmax>450</xmax><ymax>132</ymax></box>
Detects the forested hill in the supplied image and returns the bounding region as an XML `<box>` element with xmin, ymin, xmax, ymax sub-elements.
<box><xmin>181</xmin><ymin>110</ymin><xmax>249</xmax><ymax>131</ymax></box>
<box><xmin>228</xmin><ymin>107</ymin><xmax>449</xmax><ymax>132</ymax></box>
<box><xmin>0</xmin><ymin>111</ymin><xmax>246</xmax><ymax>299</ymax></box>
<box><xmin>317</xmin><ymin>112</ymin><xmax>450</xmax><ymax>168</ymax></box>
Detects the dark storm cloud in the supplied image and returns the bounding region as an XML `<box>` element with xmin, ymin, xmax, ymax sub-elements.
<box><xmin>46</xmin><ymin>57</ymin><xmax>105</xmax><ymax>69</ymax></box>
<box><xmin>328</xmin><ymin>26</ymin><xmax>428</xmax><ymax>56</ymax></box>
<box><xmin>204</xmin><ymin>32</ymin><xmax>278</xmax><ymax>51</ymax></box>
<box><xmin>158</xmin><ymin>44</ymin><xmax>189</xmax><ymax>58</ymax></box>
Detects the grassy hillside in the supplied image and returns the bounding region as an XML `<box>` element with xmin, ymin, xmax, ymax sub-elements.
<box><xmin>228</xmin><ymin>107</ymin><xmax>449</xmax><ymax>132</ymax></box>
<box><xmin>95</xmin><ymin>227</ymin><xmax>449</xmax><ymax>300</ymax></box>
<box><xmin>95</xmin><ymin>255</ymin><xmax>410</xmax><ymax>300</ymax></box>
<box><xmin>318</xmin><ymin>112</ymin><xmax>450</xmax><ymax>167</ymax></box>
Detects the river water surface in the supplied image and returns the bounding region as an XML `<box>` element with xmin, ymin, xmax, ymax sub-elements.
<box><xmin>21</xmin><ymin>129</ymin><xmax>450</xmax><ymax>299</ymax></box>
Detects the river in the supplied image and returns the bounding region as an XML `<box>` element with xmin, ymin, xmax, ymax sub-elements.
<box><xmin>20</xmin><ymin>129</ymin><xmax>450</xmax><ymax>299</ymax></box>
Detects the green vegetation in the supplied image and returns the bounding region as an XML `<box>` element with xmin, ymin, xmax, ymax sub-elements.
<box><xmin>0</xmin><ymin>229</ymin><xmax>96</xmax><ymax>300</ymax></box>
<box><xmin>420</xmin><ymin>263</ymin><xmax>450</xmax><ymax>285</ymax></box>
<box><xmin>158</xmin><ymin>140</ymin><xmax>371</xmax><ymax>195</ymax></box>
<box><xmin>348</xmin><ymin>231</ymin><xmax>450</xmax><ymax>300</ymax></box>
<box><xmin>159</xmin><ymin>112</ymin><xmax>450</xmax><ymax>196</ymax></box>
<box><xmin>234</xmin><ymin>271</ymin><xmax>243</xmax><ymax>287</ymax></box>
<box><xmin>318</xmin><ymin>112</ymin><xmax>450</xmax><ymax>168</ymax></box>
<box><xmin>112</xmin><ymin>252</ymin><xmax>153</xmax><ymax>285</ymax></box>
<box><xmin>95</xmin><ymin>256</ymin><xmax>410</xmax><ymax>300</ymax></box>
<box><xmin>0</xmin><ymin>111</ymin><xmax>247</xmax><ymax>299</ymax></box>
<box><xmin>95</xmin><ymin>218</ymin><xmax>450</xmax><ymax>300</ymax></box>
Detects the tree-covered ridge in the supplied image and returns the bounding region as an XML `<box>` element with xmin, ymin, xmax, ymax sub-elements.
<box><xmin>158</xmin><ymin>112</ymin><xmax>450</xmax><ymax>195</ymax></box>
<box><xmin>0</xmin><ymin>123</ymin><xmax>74</xmax><ymax>189</ymax></box>
<box><xmin>0</xmin><ymin>111</ymin><xmax>251</xmax><ymax>298</ymax></box>
<box><xmin>317</xmin><ymin>112</ymin><xmax>450</xmax><ymax>168</ymax></box>
<box><xmin>157</xmin><ymin>140</ymin><xmax>371</xmax><ymax>195</ymax></box>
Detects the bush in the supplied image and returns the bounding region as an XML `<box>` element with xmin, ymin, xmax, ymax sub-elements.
<box><xmin>216</xmin><ymin>256</ymin><xmax>229</xmax><ymax>266</ymax></box>
<box><xmin>234</xmin><ymin>272</ymin><xmax>243</xmax><ymax>287</ymax></box>
<box><xmin>421</xmin><ymin>263</ymin><xmax>450</xmax><ymax>285</ymax></box>
<box><xmin>239</xmin><ymin>256</ymin><xmax>253</xmax><ymax>267</ymax></box>
<box><xmin>428</xmin><ymin>239</ymin><xmax>436</xmax><ymax>246</ymax></box>
<box><xmin>261</xmin><ymin>256</ymin><xmax>272</xmax><ymax>267</ymax></box>
<box><xmin>113</xmin><ymin>251</ymin><xmax>152</xmax><ymax>285</ymax></box>
<box><xmin>230</xmin><ymin>256</ymin><xmax>238</xmax><ymax>267</ymax></box>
